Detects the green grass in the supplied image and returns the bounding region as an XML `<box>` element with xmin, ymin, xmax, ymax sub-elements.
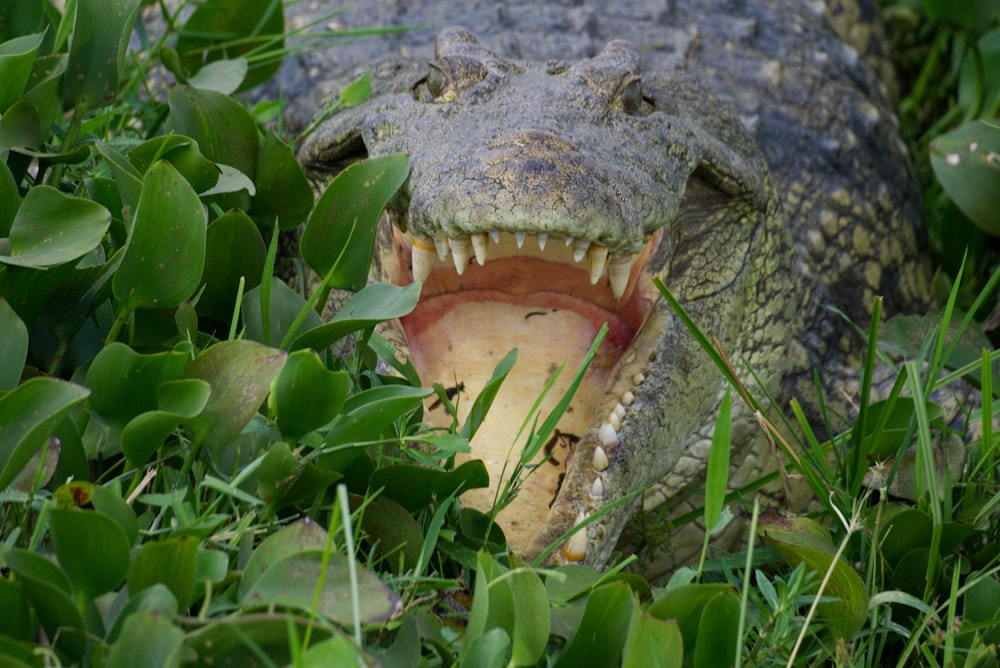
<box><xmin>1</xmin><ymin>0</ymin><xmax>999</xmax><ymax>666</ymax></box>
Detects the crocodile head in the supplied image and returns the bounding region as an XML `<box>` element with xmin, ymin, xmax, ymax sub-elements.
<box><xmin>300</xmin><ymin>27</ymin><xmax>790</xmax><ymax>568</ymax></box>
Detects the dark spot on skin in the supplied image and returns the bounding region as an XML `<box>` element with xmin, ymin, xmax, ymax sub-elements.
<box><xmin>550</xmin><ymin>473</ymin><xmax>566</xmax><ymax>507</ymax></box>
<box><xmin>544</xmin><ymin>429</ymin><xmax>580</xmax><ymax>465</ymax></box>
<box><xmin>525</xmin><ymin>310</ymin><xmax>547</xmax><ymax>319</ymax></box>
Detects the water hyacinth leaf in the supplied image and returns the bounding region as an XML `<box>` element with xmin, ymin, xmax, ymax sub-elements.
<box><xmin>198</xmin><ymin>210</ymin><xmax>266</xmax><ymax>322</ymax></box>
<box><xmin>622</xmin><ymin>605</ymin><xmax>683</xmax><ymax>668</ymax></box>
<box><xmin>10</xmin><ymin>436</ymin><xmax>58</xmax><ymax>493</ymax></box>
<box><xmin>300</xmin><ymin>153</ymin><xmax>409</xmax><ymax>291</ymax></box>
<box><xmin>349</xmin><ymin>494</ymin><xmax>423</xmax><ymax>573</ymax></box>
<box><xmin>369</xmin><ymin>461</ymin><xmax>489</xmax><ymax>512</ymax></box>
<box><xmin>324</xmin><ymin>384</ymin><xmax>431</xmax><ymax>447</ymax></box>
<box><xmin>930</xmin><ymin>120</ymin><xmax>1000</xmax><ymax>236</ymax></box>
<box><xmin>90</xmin><ymin>483</ymin><xmax>140</xmax><ymax>546</ymax></box>
<box><xmin>0</xmin><ymin>32</ymin><xmax>44</xmax><ymax>112</ymax></box>
<box><xmin>105</xmin><ymin>609</ymin><xmax>185</xmax><ymax>668</ymax></box>
<box><xmin>128</xmin><ymin>135</ymin><xmax>220</xmax><ymax>194</ymax></box>
<box><xmin>23</xmin><ymin>53</ymin><xmax>66</xmax><ymax>138</ymax></box>
<box><xmin>465</xmin><ymin>551</ymin><xmax>514</xmax><ymax>648</ymax></box>
<box><xmin>113</xmin><ymin>160</ymin><xmax>207</xmax><ymax>310</ymax></box>
<box><xmin>0</xmin><ymin>3</ymin><xmax>45</xmax><ymax>42</ymax></box>
<box><xmin>693</xmin><ymin>588</ymin><xmax>740</xmax><ymax>668</ymax></box>
<box><xmin>2</xmin><ymin>549</ymin><xmax>87</xmax><ymax>661</ymax></box>
<box><xmin>0</xmin><ymin>185</ymin><xmax>111</xmax><ymax>268</ymax></box>
<box><xmin>0</xmin><ymin>158</ymin><xmax>18</xmax><ymax>235</ymax></box>
<box><xmin>184</xmin><ymin>340</ymin><xmax>286</xmax><ymax>451</ymax></box>
<box><xmin>128</xmin><ymin>535</ymin><xmax>200</xmax><ymax>611</ymax></box>
<box><xmin>0</xmin><ymin>377</ymin><xmax>89</xmax><ymax>491</ymax></box>
<box><xmin>0</xmin><ymin>579</ymin><xmax>30</xmax><ymax>642</ymax></box>
<box><xmin>879</xmin><ymin>507</ymin><xmax>933</xmax><ymax>567</ymax></box>
<box><xmin>168</xmin><ymin>85</ymin><xmax>259</xmax><ymax>178</ymax></box>
<box><xmin>173</xmin><ymin>0</ymin><xmax>284</xmax><ymax>91</ymax></box>
<box><xmin>508</xmin><ymin>556</ymin><xmax>551</xmax><ymax>666</ymax></box>
<box><xmin>86</xmin><ymin>342</ymin><xmax>191</xmax><ymax>430</ymax></box>
<box><xmin>270</xmin><ymin>350</ymin><xmax>350</xmax><ymax>440</ymax></box>
<box><xmin>253</xmin><ymin>129</ymin><xmax>314</xmax><ymax>230</ymax></box>
<box><xmin>49</xmin><ymin>507</ymin><xmax>131</xmax><ymax>601</ymax></box>
<box><xmin>105</xmin><ymin>584</ymin><xmax>179</xmax><ymax>645</ymax></box>
<box><xmin>0</xmin><ymin>297</ymin><xmax>27</xmax><ymax>390</ymax></box>
<box><xmin>704</xmin><ymin>387</ymin><xmax>731</xmax><ymax>531</ymax></box>
<box><xmin>62</xmin><ymin>0</ymin><xmax>141</xmax><ymax>110</ymax></box>
<box><xmin>255</xmin><ymin>441</ymin><xmax>342</xmax><ymax>513</ymax></box>
<box><xmin>554</xmin><ymin>581</ymin><xmax>633</xmax><ymax>668</ymax></box>
<box><xmin>241</xmin><ymin>551</ymin><xmax>402</xmax><ymax>624</ymax></box>
<box><xmin>121</xmin><ymin>379</ymin><xmax>211</xmax><ymax>466</ymax></box>
<box><xmin>185</xmin><ymin>616</ymin><xmax>336</xmax><ymax>667</ymax></box>
<box><xmin>757</xmin><ymin>512</ymin><xmax>868</xmax><ymax>639</ymax></box>
<box><xmin>0</xmin><ymin>98</ymin><xmax>41</xmax><ymax>150</ymax></box>
<box><xmin>95</xmin><ymin>140</ymin><xmax>143</xmax><ymax>213</ymax></box>
<box><xmin>647</xmin><ymin>583</ymin><xmax>740</xmax><ymax>663</ymax></box>
<box><xmin>242</xmin><ymin>278</ymin><xmax>321</xmax><ymax>348</ymax></box>
<box><xmin>187</xmin><ymin>56</ymin><xmax>248</xmax><ymax>94</ymax></box>
<box><xmin>240</xmin><ymin>518</ymin><xmax>328</xmax><ymax>595</ymax></box>
<box><xmin>291</xmin><ymin>281</ymin><xmax>421</xmax><ymax>352</ymax></box>
<box><xmin>460</xmin><ymin>628</ymin><xmax>511</xmax><ymax>668</ymax></box>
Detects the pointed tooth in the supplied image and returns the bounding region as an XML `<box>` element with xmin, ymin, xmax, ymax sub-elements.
<box><xmin>433</xmin><ymin>234</ymin><xmax>449</xmax><ymax>261</ymax></box>
<box><xmin>409</xmin><ymin>235</ymin><xmax>437</xmax><ymax>281</ymax></box>
<box><xmin>538</xmin><ymin>232</ymin><xmax>548</xmax><ymax>250</ymax></box>
<box><xmin>608</xmin><ymin>253</ymin><xmax>634</xmax><ymax>299</ymax></box>
<box><xmin>564</xmin><ymin>236</ymin><xmax>574</xmax><ymax>247</ymax></box>
<box><xmin>471</xmin><ymin>233</ymin><xmax>488</xmax><ymax>265</ymax></box>
<box><xmin>449</xmin><ymin>237</ymin><xmax>472</xmax><ymax>275</ymax></box>
<box><xmin>587</xmin><ymin>245</ymin><xmax>609</xmax><ymax>285</ymax></box>
<box><xmin>489</xmin><ymin>230</ymin><xmax>501</xmax><ymax>244</ymax></box>
<box><xmin>561</xmin><ymin>513</ymin><xmax>589</xmax><ymax>562</ymax></box>
<box><xmin>572</xmin><ymin>239</ymin><xmax>590</xmax><ymax>263</ymax></box>
<box><xmin>515</xmin><ymin>231</ymin><xmax>527</xmax><ymax>249</ymax></box>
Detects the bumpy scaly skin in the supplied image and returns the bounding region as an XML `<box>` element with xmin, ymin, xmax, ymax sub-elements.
<box><xmin>292</xmin><ymin>1</ymin><xmax>929</xmax><ymax>573</ymax></box>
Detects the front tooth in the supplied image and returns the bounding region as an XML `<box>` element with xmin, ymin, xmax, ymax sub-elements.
<box><xmin>538</xmin><ymin>232</ymin><xmax>548</xmax><ymax>250</ymax></box>
<box><xmin>449</xmin><ymin>237</ymin><xmax>472</xmax><ymax>275</ymax></box>
<box><xmin>515</xmin><ymin>231</ymin><xmax>527</xmax><ymax>249</ymax></box>
<box><xmin>607</xmin><ymin>253</ymin><xmax>634</xmax><ymax>299</ymax></box>
<box><xmin>565</xmin><ymin>236</ymin><xmax>574</xmax><ymax>247</ymax></box>
<box><xmin>410</xmin><ymin>235</ymin><xmax>437</xmax><ymax>281</ymax></box>
<box><xmin>471</xmin><ymin>233</ymin><xmax>488</xmax><ymax>265</ymax></box>
<box><xmin>433</xmin><ymin>234</ymin><xmax>449</xmax><ymax>261</ymax></box>
<box><xmin>572</xmin><ymin>239</ymin><xmax>590</xmax><ymax>263</ymax></box>
<box><xmin>489</xmin><ymin>230</ymin><xmax>501</xmax><ymax>244</ymax></box>
<box><xmin>587</xmin><ymin>245</ymin><xmax>609</xmax><ymax>284</ymax></box>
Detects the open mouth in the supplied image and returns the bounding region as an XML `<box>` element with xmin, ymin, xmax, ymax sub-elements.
<box><xmin>380</xmin><ymin>223</ymin><xmax>663</xmax><ymax>551</ymax></box>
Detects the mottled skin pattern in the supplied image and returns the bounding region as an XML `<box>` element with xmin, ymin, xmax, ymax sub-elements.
<box><xmin>290</xmin><ymin>0</ymin><xmax>929</xmax><ymax>573</ymax></box>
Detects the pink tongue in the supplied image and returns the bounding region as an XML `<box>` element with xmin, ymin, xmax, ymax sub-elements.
<box><xmin>407</xmin><ymin>297</ymin><xmax>617</xmax><ymax>551</ymax></box>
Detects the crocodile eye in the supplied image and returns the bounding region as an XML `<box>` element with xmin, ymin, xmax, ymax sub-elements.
<box><xmin>426</xmin><ymin>65</ymin><xmax>447</xmax><ymax>98</ymax></box>
<box><xmin>620</xmin><ymin>78</ymin><xmax>642</xmax><ymax>115</ymax></box>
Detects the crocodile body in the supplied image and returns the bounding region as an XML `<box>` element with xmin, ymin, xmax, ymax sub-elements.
<box><xmin>291</xmin><ymin>1</ymin><xmax>929</xmax><ymax>573</ymax></box>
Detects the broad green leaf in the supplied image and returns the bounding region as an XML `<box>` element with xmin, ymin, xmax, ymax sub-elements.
<box><xmin>3</xmin><ymin>549</ymin><xmax>88</xmax><ymax>661</ymax></box>
<box><xmin>924</xmin><ymin>0</ymin><xmax>1000</xmax><ymax>31</ymax></box>
<box><xmin>22</xmin><ymin>53</ymin><xmax>65</xmax><ymax>140</ymax></box>
<box><xmin>0</xmin><ymin>157</ymin><xmax>18</xmax><ymax>235</ymax></box>
<box><xmin>62</xmin><ymin>0</ymin><xmax>141</xmax><ymax>110</ymax></box>
<box><xmin>623</xmin><ymin>604</ymin><xmax>683</xmax><ymax>668</ymax></box>
<box><xmin>90</xmin><ymin>483</ymin><xmax>140</xmax><ymax>546</ymax></box>
<box><xmin>0</xmin><ymin>98</ymin><xmax>41</xmax><ymax>150</ymax></box>
<box><xmin>648</xmin><ymin>583</ymin><xmax>741</xmax><ymax>664</ymax></box>
<box><xmin>757</xmin><ymin>513</ymin><xmax>868</xmax><ymax>639</ymax></box>
<box><xmin>173</xmin><ymin>0</ymin><xmax>284</xmax><ymax>91</ymax></box>
<box><xmin>323</xmin><ymin>384</ymin><xmax>431</xmax><ymax>448</ymax></box>
<box><xmin>241</xmin><ymin>518</ymin><xmax>328</xmax><ymax>595</ymax></box>
<box><xmin>49</xmin><ymin>507</ymin><xmax>131</xmax><ymax>601</ymax></box>
<box><xmin>340</xmin><ymin>71</ymin><xmax>373</xmax><ymax>107</ymax></box>
<box><xmin>168</xmin><ymin>85</ymin><xmax>259</xmax><ymax>178</ymax></box>
<box><xmin>290</xmin><ymin>281</ymin><xmax>421</xmax><ymax>352</ymax></box>
<box><xmin>350</xmin><ymin>494</ymin><xmax>423</xmax><ymax>573</ymax></box>
<box><xmin>705</xmin><ymin>387</ymin><xmax>731</xmax><ymax>530</ymax></box>
<box><xmin>0</xmin><ymin>297</ymin><xmax>27</xmax><ymax>390</ymax></box>
<box><xmin>554</xmin><ymin>581</ymin><xmax>634</xmax><ymax>668</ymax></box>
<box><xmin>241</xmin><ymin>551</ymin><xmax>402</xmax><ymax>624</ymax></box>
<box><xmin>187</xmin><ymin>56</ymin><xmax>248</xmax><ymax>94</ymax></box>
<box><xmin>96</xmin><ymin>139</ymin><xmax>144</xmax><ymax>214</ymax></box>
<box><xmin>0</xmin><ymin>377</ymin><xmax>89</xmax><ymax>491</ymax></box>
<box><xmin>460</xmin><ymin>628</ymin><xmax>510</xmax><ymax>668</ymax></box>
<box><xmin>465</xmin><ymin>551</ymin><xmax>514</xmax><ymax>648</ymax></box>
<box><xmin>879</xmin><ymin>507</ymin><xmax>933</xmax><ymax>567</ymax></box>
<box><xmin>959</xmin><ymin>29</ymin><xmax>1000</xmax><ymax>117</ymax></box>
<box><xmin>198</xmin><ymin>210</ymin><xmax>266</xmax><ymax>322</ymax></box>
<box><xmin>0</xmin><ymin>2</ymin><xmax>45</xmax><ymax>42</ymax></box>
<box><xmin>184</xmin><ymin>339</ymin><xmax>286</xmax><ymax>451</ymax></box>
<box><xmin>255</xmin><ymin>441</ymin><xmax>342</xmax><ymax>513</ymax></box>
<box><xmin>105</xmin><ymin>609</ymin><xmax>185</xmax><ymax>668</ymax></box>
<box><xmin>121</xmin><ymin>379</ymin><xmax>211</xmax><ymax>466</ymax></box>
<box><xmin>0</xmin><ymin>32</ymin><xmax>44</xmax><ymax>112</ymax></box>
<box><xmin>299</xmin><ymin>635</ymin><xmax>368</xmax><ymax>667</ymax></box>
<box><xmin>508</xmin><ymin>556</ymin><xmax>551</xmax><ymax>666</ymax></box>
<box><xmin>300</xmin><ymin>153</ymin><xmax>409</xmax><ymax>291</ymax></box>
<box><xmin>964</xmin><ymin>575</ymin><xmax>1000</xmax><ymax>645</ymax></box>
<box><xmin>0</xmin><ymin>579</ymin><xmax>30</xmax><ymax>642</ymax></box>
<box><xmin>128</xmin><ymin>536</ymin><xmax>200</xmax><ymax>611</ymax></box>
<box><xmin>270</xmin><ymin>349</ymin><xmax>350</xmax><ymax>440</ymax></box>
<box><xmin>128</xmin><ymin>135</ymin><xmax>221</xmax><ymax>194</ymax></box>
<box><xmin>114</xmin><ymin>160</ymin><xmax>207</xmax><ymax>310</ymax></box>
<box><xmin>693</xmin><ymin>589</ymin><xmax>740</xmax><ymax>668</ymax></box>
<box><xmin>86</xmin><ymin>342</ymin><xmax>191</xmax><ymax>429</ymax></box>
<box><xmin>243</xmin><ymin>278</ymin><xmax>322</xmax><ymax>348</ymax></box>
<box><xmin>253</xmin><ymin>129</ymin><xmax>314</xmax><ymax>230</ymax></box>
<box><xmin>369</xmin><ymin>461</ymin><xmax>489</xmax><ymax>512</ymax></box>
<box><xmin>930</xmin><ymin>120</ymin><xmax>1000</xmax><ymax>235</ymax></box>
<box><xmin>0</xmin><ymin>185</ymin><xmax>111</xmax><ymax>268</ymax></box>
<box><xmin>185</xmin><ymin>615</ymin><xmax>337</xmax><ymax>667</ymax></box>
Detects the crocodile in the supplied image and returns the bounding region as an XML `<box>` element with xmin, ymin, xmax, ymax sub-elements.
<box><xmin>289</xmin><ymin>0</ymin><xmax>930</xmax><ymax>574</ymax></box>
